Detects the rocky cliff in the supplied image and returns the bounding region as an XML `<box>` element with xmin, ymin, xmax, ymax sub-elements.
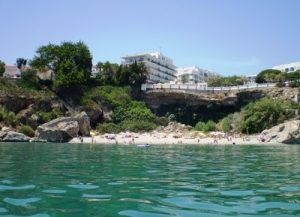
<box><xmin>143</xmin><ymin>87</ymin><xmax>299</xmax><ymax>125</ymax></box>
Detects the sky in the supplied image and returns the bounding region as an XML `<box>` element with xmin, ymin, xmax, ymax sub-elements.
<box><xmin>0</xmin><ymin>0</ymin><xmax>299</xmax><ymax>75</ymax></box>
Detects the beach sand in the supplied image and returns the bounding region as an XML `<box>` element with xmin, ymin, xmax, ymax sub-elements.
<box><xmin>69</xmin><ymin>132</ymin><xmax>270</xmax><ymax>145</ymax></box>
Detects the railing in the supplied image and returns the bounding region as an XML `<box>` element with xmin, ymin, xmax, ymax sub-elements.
<box><xmin>141</xmin><ymin>83</ymin><xmax>276</xmax><ymax>93</ymax></box>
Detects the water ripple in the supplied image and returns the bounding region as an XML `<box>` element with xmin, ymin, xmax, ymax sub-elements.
<box><xmin>3</xmin><ymin>197</ymin><xmax>41</xmax><ymax>207</ymax></box>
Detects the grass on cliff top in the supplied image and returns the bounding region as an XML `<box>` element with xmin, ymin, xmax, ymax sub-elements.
<box><xmin>80</xmin><ymin>85</ymin><xmax>132</xmax><ymax>109</ymax></box>
<box><xmin>0</xmin><ymin>78</ymin><xmax>53</xmax><ymax>99</ymax></box>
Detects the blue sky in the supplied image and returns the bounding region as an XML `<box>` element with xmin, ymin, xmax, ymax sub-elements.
<box><xmin>0</xmin><ymin>0</ymin><xmax>299</xmax><ymax>75</ymax></box>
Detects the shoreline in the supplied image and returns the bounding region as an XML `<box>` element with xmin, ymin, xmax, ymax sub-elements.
<box><xmin>69</xmin><ymin>132</ymin><xmax>277</xmax><ymax>146</ymax></box>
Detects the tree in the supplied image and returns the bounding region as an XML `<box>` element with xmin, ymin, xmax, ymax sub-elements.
<box><xmin>207</xmin><ymin>75</ymin><xmax>246</xmax><ymax>87</ymax></box>
<box><xmin>94</xmin><ymin>61</ymin><xmax>148</xmax><ymax>98</ymax></box>
<box><xmin>181</xmin><ymin>74</ymin><xmax>189</xmax><ymax>84</ymax></box>
<box><xmin>19</xmin><ymin>69</ymin><xmax>40</xmax><ymax>89</ymax></box>
<box><xmin>0</xmin><ymin>60</ymin><xmax>5</xmax><ymax>77</ymax></box>
<box><xmin>286</xmin><ymin>70</ymin><xmax>300</xmax><ymax>86</ymax></box>
<box><xmin>30</xmin><ymin>41</ymin><xmax>92</xmax><ymax>88</ymax></box>
<box><xmin>96</xmin><ymin>61</ymin><xmax>119</xmax><ymax>85</ymax></box>
<box><xmin>16</xmin><ymin>58</ymin><xmax>27</xmax><ymax>71</ymax></box>
<box><xmin>240</xmin><ymin>97</ymin><xmax>291</xmax><ymax>134</ymax></box>
<box><xmin>255</xmin><ymin>69</ymin><xmax>282</xmax><ymax>83</ymax></box>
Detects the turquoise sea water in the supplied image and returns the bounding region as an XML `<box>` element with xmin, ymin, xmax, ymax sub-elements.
<box><xmin>0</xmin><ymin>143</ymin><xmax>299</xmax><ymax>217</ymax></box>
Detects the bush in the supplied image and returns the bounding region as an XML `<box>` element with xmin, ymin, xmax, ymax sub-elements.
<box><xmin>0</xmin><ymin>107</ymin><xmax>18</xmax><ymax>127</ymax></box>
<box><xmin>121</xmin><ymin>120</ymin><xmax>157</xmax><ymax>132</ymax></box>
<box><xmin>255</xmin><ymin>69</ymin><xmax>283</xmax><ymax>83</ymax></box>
<box><xmin>207</xmin><ymin>76</ymin><xmax>247</xmax><ymax>87</ymax></box>
<box><xmin>36</xmin><ymin>108</ymin><xmax>63</xmax><ymax>123</ymax></box>
<box><xmin>156</xmin><ymin>116</ymin><xmax>169</xmax><ymax>126</ymax></box>
<box><xmin>96</xmin><ymin>120</ymin><xmax>157</xmax><ymax>134</ymax></box>
<box><xmin>19</xmin><ymin>69</ymin><xmax>40</xmax><ymax>89</ymax></box>
<box><xmin>113</xmin><ymin>101</ymin><xmax>156</xmax><ymax>124</ymax></box>
<box><xmin>96</xmin><ymin>123</ymin><xmax>122</xmax><ymax>134</ymax></box>
<box><xmin>194</xmin><ymin>120</ymin><xmax>216</xmax><ymax>132</ymax></box>
<box><xmin>240</xmin><ymin>97</ymin><xmax>292</xmax><ymax>134</ymax></box>
<box><xmin>81</xmin><ymin>86</ymin><xmax>132</xmax><ymax>108</ymax></box>
<box><xmin>18</xmin><ymin>125</ymin><xmax>35</xmax><ymax>137</ymax></box>
<box><xmin>219</xmin><ymin>117</ymin><xmax>231</xmax><ymax>133</ymax></box>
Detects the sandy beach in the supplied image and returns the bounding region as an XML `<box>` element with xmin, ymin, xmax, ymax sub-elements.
<box><xmin>69</xmin><ymin>131</ymin><xmax>269</xmax><ymax>145</ymax></box>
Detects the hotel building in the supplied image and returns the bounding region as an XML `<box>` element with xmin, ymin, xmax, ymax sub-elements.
<box><xmin>122</xmin><ymin>52</ymin><xmax>177</xmax><ymax>84</ymax></box>
<box><xmin>176</xmin><ymin>66</ymin><xmax>219</xmax><ymax>84</ymax></box>
<box><xmin>272</xmin><ymin>61</ymin><xmax>300</xmax><ymax>73</ymax></box>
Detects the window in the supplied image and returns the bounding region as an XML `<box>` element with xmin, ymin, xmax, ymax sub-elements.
<box><xmin>290</xmin><ymin>67</ymin><xmax>295</xmax><ymax>72</ymax></box>
<box><xmin>285</xmin><ymin>68</ymin><xmax>289</xmax><ymax>73</ymax></box>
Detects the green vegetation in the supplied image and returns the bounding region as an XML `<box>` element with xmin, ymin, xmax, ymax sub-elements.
<box><xmin>194</xmin><ymin>120</ymin><xmax>216</xmax><ymax>132</ymax></box>
<box><xmin>195</xmin><ymin>97</ymin><xmax>297</xmax><ymax>135</ymax></box>
<box><xmin>19</xmin><ymin>69</ymin><xmax>40</xmax><ymax>89</ymax></box>
<box><xmin>111</xmin><ymin>101</ymin><xmax>157</xmax><ymax>132</ymax></box>
<box><xmin>97</xmin><ymin>123</ymin><xmax>122</xmax><ymax>134</ymax></box>
<box><xmin>93</xmin><ymin>61</ymin><xmax>148</xmax><ymax>98</ymax></box>
<box><xmin>0</xmin><ymin>60</ymin><xmax>5</xmax><ymax>77</ymax></box>
<box><xmin>219</xmin><ymin>116</ymin><xmax>232</xmax><ymax>133</ymax></box>
<box><xmin>82</xmin><ymin>86</ymin><xmax>158</xmax><ymax>133</ymax></box>
<box><xmin>113</xmin><ymin>101</ymin><xmax>156</xmax><ymax>123</ymax></box>
<box><xmin>0</xmin><ymin>77</ymin><xmax>52</xmax><ymax>99</ymax></box>
<box><xmin>18</xmin><ymin>125</ymin><xmax>35</xmax><ymax>137</ymax></box>
<box><xmin>31</xmin><ymin>41</ymin><xmax>92</xmax><ymax>88</ymax></box>
<box><xmin>256</xmin><ymin>69</ymin><xmax>300</xmax><ymax>87</ymax></box>
<box><xmin>1</xmin><ymin>40</ymin><xmax>298</xmax><ymax>136</ymax></box>
<box><xmin>35</xmin><ymin>109</ymin><xmax>63</xmax><ymax>124</ymax></box>
<box><xmin>255</xmin><ymin>69</ymin><xmax>283</xmax><ymax>83</ymax></box>
<box><xmin>181</xmin><ymin>74</ymin><xmax>189</xmax><ymax>84</ymax></box>
<box><xmin>0</xmin><ymin>106</ymin><xmax>18</xmax><ymax>127</ymax></box>
<box><xmin>240</xmin><ymin>97</ymin><xmax>293</xmax><ymax>134</ymax></box>
<box><xmin>97</xmin><ymin>121</ymin><xmax>157</xmax><ymax>134</ymax></box>
<box><xmin>207</xmin><ymin>75</ymin><xmax>247</xmax><ymax>87</ymax></box>
<box><xmin>16</xmin><ymin>58</ymin><xmax>27</xmax><ymax>70</ymax></box>
<box><xmin>81</xmin><ymin>86</ymin><xmax>132</xmax><ymax>109</ymax></box>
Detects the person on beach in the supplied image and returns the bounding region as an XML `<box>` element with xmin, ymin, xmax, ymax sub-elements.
<box><xmin>213</xmin><ymin>135</ymin><xmax>218</xmax><ymax>144</ymax></box>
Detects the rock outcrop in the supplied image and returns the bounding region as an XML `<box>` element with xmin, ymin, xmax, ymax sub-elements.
<box><xmin>74</xmin><ymin>112</ymin><xmax>91</xmax><ymax>136</ymax></box>
<box><xmin>156</xmin><ymin>122</ymin><xmax>192</xmax><ymax>134</ymax></box>
<box><xmin>0</xmin><ymin>128</ymin><xmax>30</xmax><ymax>142</ymax></box>
<box><xmin>261</xmin><ymin>120</ymin><xmax>300</xmax><ymax>144</ymax></box>
<box><xmin>36</xmin><ymin>119</ymin><xmax>79</xmax><ymax>142</ymax></box>
<box><xmin>80</xmin><ymin>106</ymin><xmax>103</xmax><ymax>128</ymax></box>
<box><xmin>35</xmin><ymin>112</ymin><xmax>91</xmax><ymax>142</ymax></box>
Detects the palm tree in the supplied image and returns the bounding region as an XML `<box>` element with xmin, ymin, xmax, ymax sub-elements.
<box><xmin>16</xmin><ymin>58</ymin><xmax>27</xmax><ymax>71</ymax></box>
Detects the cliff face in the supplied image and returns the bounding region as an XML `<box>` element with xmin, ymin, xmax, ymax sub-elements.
<box><xmin>143</xmin><ymin>87</ymin><xmax>299</xmax><ymax>125</ymax></box>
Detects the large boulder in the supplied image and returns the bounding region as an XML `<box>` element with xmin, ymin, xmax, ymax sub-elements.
<box><xmin>36</xmin><ymin>118</ymin><xmax>79</xmax><ymax>142</ymax></box>
<box><xmin>0</xmin><ymin>127</ymin><xmax>12</xmax><ymax>140</ymax></box>
<box><xmin>261</xmin><ymin>120</ymin><xmax>300</xmax><ymax>144</ymax></box>
<box><xmin>74</xmin><ymin>112</ymin><xmax>91</xmax><ymax>136</ymax></box>
<box><xmin>2</xmin><ymin>131</ymin><xmax>30</xmax><ymax>142</ymax></box>
<box><xmin>80</xmin><ymin>106</ymin><xmax>103</xmax><ymax>128</ymax></box>
<box><xmin>35</xmin><ymin>112</ymin><xmax>90</xmax><ymax>142</ymax></box>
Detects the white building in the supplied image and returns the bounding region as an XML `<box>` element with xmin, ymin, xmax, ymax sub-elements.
<box><xmin>122</xmin><ymin>52</ymin><xmax>177</xmax><ymax>84</ymax></box>
<box><xmin>176</xmin><ymin>66</ymin><xmax>219</xmax><ymax>84</ymax></box>
<box><xmin>91</xmin><ymin>65</ymin><xmax>100</xmax><ymax>78</ymax></box>
<box><xmin>272</xmin><ymin>61</ymin><xmax>300</xmax><ymax>73</ymax></box>
<box><xmin>3</xmin><ymin>65</ymin><xmax>21</xmax><ymax>78</ymax></box>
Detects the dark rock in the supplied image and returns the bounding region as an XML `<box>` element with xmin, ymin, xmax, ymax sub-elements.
<box><xmin>81</xmin><ymin>106</ymin><xmax>103</xmax><ymax>128</ymax></box>
<box><xmin>74</xmin><ymin>112</ymin><xmax>91</xmax><ymax>136</ymax></box>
